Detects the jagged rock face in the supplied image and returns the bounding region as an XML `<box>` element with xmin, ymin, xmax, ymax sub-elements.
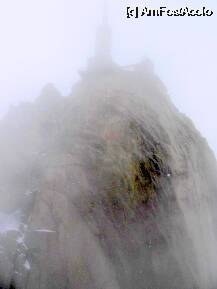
<box><xmin>0</xmin><ymin>68</ymin><xmax>217</xmax><ymax>289</ymax></box>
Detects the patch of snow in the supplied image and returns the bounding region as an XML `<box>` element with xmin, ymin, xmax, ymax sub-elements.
<box><xmin>0</xmin><ymin>211</ymin><xmax>21</xmax><ymax>233</ymax></box>
<box><xmin>16</xmin><ymin>236</ymin><xmax>24</xmax><ymax>244</ymax></box>
<box><xmin>25</xmin><ymin>191</ymin><xmax>33</xmax><ymax>196</ymax></box>
<box><xmin>24</xmin><ymin>260</ymin><xmax>31</xmax><ymax>271</ymax></box>
<box><xmin>23</xmin><ymin>224</ymin><xmax>28</xmax><ymax>231</ymax></box>
<box><xmin>33</xmin><ymin>229</ymin><xmax>56</xmax><ymax>233</ymax></box>
<box><xmin>16</xmin><ymin>234</ymin><xmax>28</xmax><ymax>250</ymax></box>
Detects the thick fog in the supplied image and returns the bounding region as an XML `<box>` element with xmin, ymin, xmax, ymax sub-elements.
<box><xmin>0</xmin><ymin>0</ymin><xmax>216</xmax><ymax>154</ymax></box>
<box><xmin>0</xmin><ymin>1</ymin><xmax>217</xmax><ymax>288</ymax></box>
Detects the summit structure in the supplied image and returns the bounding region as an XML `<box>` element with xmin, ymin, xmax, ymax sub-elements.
<box><xmin>95</xmin><ymin>1</ymin><xmax>112</xmax><ymax>65</ymax></box>
<box><xmin>85</xmin><ymin>1</ymin><xmax>115</xmax><ymax>73</ymax></box>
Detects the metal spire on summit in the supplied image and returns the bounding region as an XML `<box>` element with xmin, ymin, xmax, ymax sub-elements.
<box><xmin>95</xmin><ymin>0</ymin><xmax>112</xmax><ymax>65</ymax></box>
<box><xmin>81</xmin><ymin>0</ymin><xmax>116</xmax><ymax>76</ymax></box>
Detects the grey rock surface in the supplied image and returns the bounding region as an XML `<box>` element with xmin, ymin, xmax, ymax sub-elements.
<box><xmin>0</xmin><ymin>62</ymin><xmax>217</xmax><ymax>289</ymax></box>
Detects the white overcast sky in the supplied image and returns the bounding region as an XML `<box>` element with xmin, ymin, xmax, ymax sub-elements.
<box><xmin>0</xmin><ymin>0</ymin><xmax>216</xmax><ymax>155</ymax></box>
